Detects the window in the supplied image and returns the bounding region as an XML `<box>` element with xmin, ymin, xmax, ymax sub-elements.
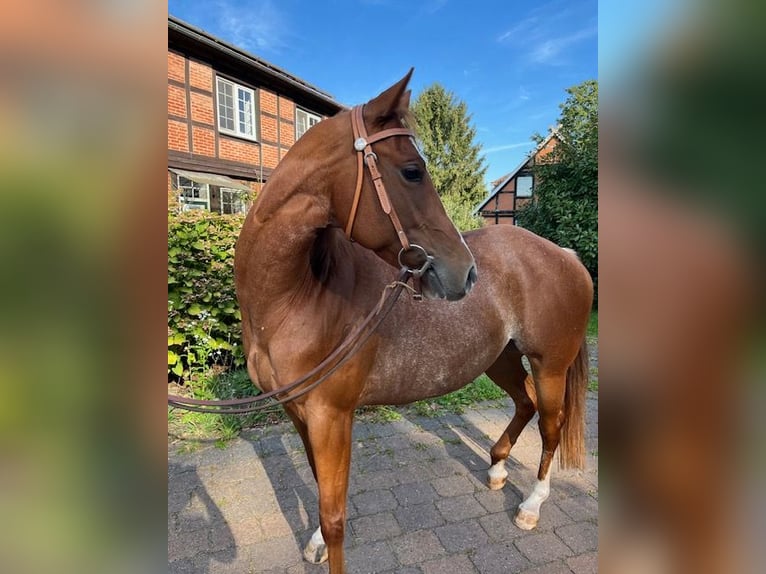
<box><xmin>217</xmin><ymin>77</ymin><xmax>257</xmax><ymax>140</ymax></box>
<box><xmin>295</xmin><ymin>108</ymin><xmax>321</xmax><ymax>140</ymax></box>
<box><xmin>516</xmin><ymin>175</ymin><xmax>533</xmax><ymax>198</ymax></box>
<box><xmin>175</xmin><ymin>175</ymin><xmax>210</xmax><ymax>211</ymax></box>
<box><xmin>220</xmin><ymin>188</ymin><xmax>248</xmax><ymax>215</ymax></box>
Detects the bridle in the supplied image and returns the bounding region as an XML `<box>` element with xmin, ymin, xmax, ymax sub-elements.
<box><xmin>345</xmin><ymin>105</ymin><xmax>434</xmax><ymax>281</ymax></box>
<box><xmin>168</xmin><ymin>105</ymin><xmax>434</xmax><ymax>415</ymax></box>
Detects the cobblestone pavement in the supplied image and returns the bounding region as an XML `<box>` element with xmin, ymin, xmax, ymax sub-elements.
<box><xmin>169</xmin><ymin>392</ymin><xmax>598</xmax><ymax>573</ymax></box>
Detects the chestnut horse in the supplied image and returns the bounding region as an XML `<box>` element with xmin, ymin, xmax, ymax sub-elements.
<box><xmin>234</xmin><ymin>71</ymin><xmax>593</xmax><ymax>573</ymax></box>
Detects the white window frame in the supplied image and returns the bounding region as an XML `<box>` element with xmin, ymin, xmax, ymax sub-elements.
<box><xmin>216</xmin><ymin>77</ymin><xmax>257</xmax><ymax>141</ymax></box>
<box><xmin>295</xmin><ymin>108</ymin><xmax>321</xmax><ymax>141</ymax></box>
<box><xmin>219</xmin><ymin>187</ymin><xmax>249</xmax><ymax>215</ymax></box>
<box><xmin>516</xmin><ymin>175</ymin><xmax>534</xmax><ymax>198</ymax></box>
<box><xmin>175</xmin><ymin>174</ymin><xmax>210</xmax><ymax>211</ymax></box>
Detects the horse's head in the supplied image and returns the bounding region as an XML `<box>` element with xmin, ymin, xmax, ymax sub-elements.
<box><xmin>317</xmin><ymin>70</ymin><xmax>477</xmax><ymax>301</ymax></box>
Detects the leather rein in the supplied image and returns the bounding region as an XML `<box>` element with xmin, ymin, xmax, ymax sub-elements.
<box><xmin>168</xmin><ymin>105</ymin><xmax>431</xmax><ymax>415</ymax></box>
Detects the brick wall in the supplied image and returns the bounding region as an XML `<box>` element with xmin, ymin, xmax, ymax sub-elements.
<box><xmin>168</xmin><ymin>119</ymin><xmax>189</xmax><ymax>152</ymax></box>
<box><xmin>261</xmin><ymin>115</ymin><xmax>278</xmax><ymax>144</ymax></box>
<box><xmin>167</xmin><ymin>49</ymin><xmax>330</xmax><ymax>189</ymax></box>
<box><xmin>192</xmin><ymin>126</ymin><xmax>215</xmax><ymax>156</ymax></box>
<box><xmin>168</xmin><ymin>51</ymin><xmax>185</xmax><ymax>83</ymax></box>
<box><xmin>219</xmin><ymin>136</ymin><xmax>259</xmax><ymax>164</ymax></box>
<box><xmin>189</xmin><ymin>60</ymin><xmax>213</xmax><ymax>92</ymax></box>
<box><xmin>190</xmin><ymin>91</ymin><xmax>214</xmax><ymax>125</ymax></box>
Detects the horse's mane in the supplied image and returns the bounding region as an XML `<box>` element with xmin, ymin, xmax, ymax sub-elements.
<box><xmin>309</xmin><ymin>226</ymin><xmax>354</xmax><ymax>285</ymax></box>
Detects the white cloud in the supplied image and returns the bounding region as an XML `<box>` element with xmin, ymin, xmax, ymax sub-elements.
<box><xmin>496</xmin><ymin>0</ymin><xmax>596</xmax><ymax>66</ymax></box>
<box><xmin>530</xmin><ymin>26</ymin><xmax>597</xmax><ymax>64</ymax></box>
<box><xmin>215</xmin><ymin>0</ymin><xmax>289</xmax><ymax>54</ymax></box>
<box><xmin>482</xmin><ymin>142</ymin><xmax>530</xmax><ymax>155</ymax></box>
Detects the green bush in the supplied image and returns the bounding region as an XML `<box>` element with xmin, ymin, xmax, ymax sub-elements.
<box><xmin>168</xmin><ymin>211</ymin><xmax>245</xmax><ymax>380</ymax></box>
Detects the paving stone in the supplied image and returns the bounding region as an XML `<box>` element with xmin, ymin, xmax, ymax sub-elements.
<box><xmin>556</xmin><ymin>521</ymin><xmax>598</xmax><ymax>553</ymax></box>
<box><xmin>421</xmin><ymin>552</ymin><xmax>479</xmax><ymax>574</ymax></box>
<box><xmin>390</xmin><ymin>529</ymin><xmax>447</xmax><ymax>565</ymax></box>
<box><xmin>431</xmin><ymin>474</ymin><xmax>477</xmax><ymax>497</ymax></box>
<box><xmin>380</xmin><ymin>568</ymin><xmax>421</xmax><ymax>574</ymax></box>
<box><xmin>168</xmin><ymin>558</ymin><xmax>196</xmax><ymax>574</ymax></box>
<box><xmin>350</xmin><ymin>511</ymin><xmax>402</xmax><ymax>543</ymax></box>
<box><xmin>349</xmin><ymin>468</ymin><xmax>399</xmax><ymax>494</ymax></box>
<box><xmin>168</xmin><ymin>525</ymin><xmax>213</xmax><ymax>562</ymax></box>
<box><xmin>557</xmin><ymin>494</ymin><xmax>598</xmax><ymax>522</ymax></box>
<box><xmin>520</xmin><ymin>560</ymin><xmax>574</xmax><ymax>573</ymax></box>
<box><xmin>436</xmin><ymin>494</ymin><xmax>488</xmax><ymax>522</ymax></box>
<box><xmin>394</xmin><ymin>502</ymin><xmax>446</xmax><ymax>531</ymax></box>
<box><xmin>470</xmin><ymin>542</ymin><xmax>532</xmax><ymax>574</ymax></box>
<box><xmin>394</xmin><ymin>462</ymin><xmax>436</xmax><ymax>485</ymax></box>
<box><xmin>392</xmin><ymin>481</ymin><xmax>440</xmax><ymax>506</ymax></box>
<box><xmin>230</xmin><ymin>537</ymin><xmax>302</xmax><ymax>572</ymax></box>
<box><xmin>427</xmin><ymin>456</ymin><xmax>472</xmax><ymax>477</ymax></box>
<box><xmin>434</xmin><ymin>519</ymin><xmax>489</xmax><ymax>552</ymax></box>
<box><xmin>352</xmin><ymin>488</ymin><xmax>399</xmax><ymax>516</ymax></box>
<box><xmin>474</xmin><ymin>487</ymin><xmax>523</xmax><ymax>513</ymax></box>
<box><xmin>346</xmin><ymin>539</ymin><xmax>399</xmax><ymax>572</ymax></box>
<box><xmin>478</xmin><ymin>511</ymin><xmax>527</xmax><ymax>542</ymax></box>
<box><xmin>515</xmin><ymin>532</ymin><xmax>573</xmax><ymax>564</ymax></box>
<box><xmin>535</xmin><ymin>501</ymin><xmax>575</xmax><ymax>531</ymax></box>
<box><xmin>566</xmin><ymin>551</ymin><xmax>598</xmax><ymax>574</ymax></box>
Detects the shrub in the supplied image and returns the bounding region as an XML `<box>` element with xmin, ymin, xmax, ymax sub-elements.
<box><xmin>168</xmin><ymin>211</ymin><xmax>245</xmax><ymax>380</ymax></box>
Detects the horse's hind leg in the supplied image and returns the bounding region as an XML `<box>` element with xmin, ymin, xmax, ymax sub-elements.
<box><xmin>514</xmin><ymin>366</ymin><xmax>567</xmax><ymax>530</ymax></box>
<box><xmin>484</xmin><ymin>344</ymin><xmax>537</xmax><ymax>490</ymax></box>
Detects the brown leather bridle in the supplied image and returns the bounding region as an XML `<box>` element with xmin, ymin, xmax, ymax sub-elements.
<box><xmin>345</xmin><ymin>105</ymin><xmax>434</xmax><ymax>280</ymax></box>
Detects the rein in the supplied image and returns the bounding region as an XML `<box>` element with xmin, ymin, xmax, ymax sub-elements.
<box><xmin>168</xmin><ymin>106</ymin><xmax>429</xmax><ymax>415</ymax></box>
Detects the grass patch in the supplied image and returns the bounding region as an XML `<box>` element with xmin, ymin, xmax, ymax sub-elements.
<box><xmin>168</xmin><ymin>368</ymin><xmax>286</xmax><ymax>442</ymax></box>
<box><xmin>356</xmin><ymin>405</ymin><xmax>402</xmax><ymax>423</ymax></box>
<box><xmin>410</xmin><ymin>374</ymin><xmax>506</xmax><ymax>417</ymax></box>
<box><xmin>587</xmin><ymin>309</ymin><xmax>598</xmax><ymax>338</ymax></box>
<box><xmin>586</xmin><ymin>309</ymin><xmax>598</xmax><ymax>391</ymax></box>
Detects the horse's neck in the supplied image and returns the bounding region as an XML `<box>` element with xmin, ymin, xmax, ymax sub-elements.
<box><xmin>246</xmin><ymin>191</ymin><xmax>330</xmax><ymax>299</ymax></box>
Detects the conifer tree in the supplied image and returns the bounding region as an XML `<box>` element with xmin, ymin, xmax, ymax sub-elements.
<box><xmin>412</xmin><ymin>83</ymin><xmax>487</xmax><ymax>230</ymax></box>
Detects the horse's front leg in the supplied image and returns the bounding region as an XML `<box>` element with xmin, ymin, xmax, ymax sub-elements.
<box><xmin>304</xmin><ymin>407</ymin><xmax>354</xmax><ymax>574</ymax></box>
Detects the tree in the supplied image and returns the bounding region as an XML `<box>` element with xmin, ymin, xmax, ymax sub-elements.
<box><xmin>517</xmin><ymin>80</ymin><xmax>598</xmax><ymax>303</ymax></box>
<box><xmin>411</xmin><ymin>83</ymin><xmax>487</xmax><ymax>230</ymax></box>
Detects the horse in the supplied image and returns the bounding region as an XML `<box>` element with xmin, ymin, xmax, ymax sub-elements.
<box><xmin>234</xmin><ymin>70</ymin><xmax>593</xmax><ymax>573</ymax></box>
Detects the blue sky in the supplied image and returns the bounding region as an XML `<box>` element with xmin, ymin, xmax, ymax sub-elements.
<box><xmin>168</xmin><ymin>0</ymin><xmax>597</xmax><ymax>190</ymax></box>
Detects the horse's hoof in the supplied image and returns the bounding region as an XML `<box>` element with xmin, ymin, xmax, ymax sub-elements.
<box><xmin>487</xmin><ymin>463</ymin><xmax>508</xmax><ymax>491</ymax></box>
<box><xmin>514</xmin><ymin>508</ymin><xmax>539</xmax><ymax>530</ymax></box>
<box><xmin>487</xmin><ymin>476</ymin><xmax>507</xmax><ymax>490</ymax></box>
<box><xmin>303</xmin><ymin>541</ymin><xmax>328</xmax><ymax>564</ymax></box>
<box><xmin>303</xmin><ymin>528</ymin><xmax>328</xmax><ymax>564</ymax></box>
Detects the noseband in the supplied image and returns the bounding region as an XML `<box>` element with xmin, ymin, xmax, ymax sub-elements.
<box><xmin>345</xmin><ymin>105</ymin><xmax>434</xmax><ymax>280</ymax></box>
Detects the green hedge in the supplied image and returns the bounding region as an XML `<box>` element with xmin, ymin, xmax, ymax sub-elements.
<box><xmin>168</xmin><ymin>211</ymin><xmax>245</xmax><ymax>379</ymax></box>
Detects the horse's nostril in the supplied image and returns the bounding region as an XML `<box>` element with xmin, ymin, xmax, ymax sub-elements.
<box><xmin>466</xmin><ymin>265</ymin><xmax>478</xmax><ymax>292</ymax></box>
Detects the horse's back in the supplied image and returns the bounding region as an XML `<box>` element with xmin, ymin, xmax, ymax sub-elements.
<box><xmin>460</xmin><ymin>225</ymin><xmax>592</xmax><ymax>360</ymax></box>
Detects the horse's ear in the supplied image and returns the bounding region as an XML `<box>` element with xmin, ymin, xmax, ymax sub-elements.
<box><xmin>366</xmin><ymin>68</ymin><xmax>414</xmax><ymax>124</ymax></box>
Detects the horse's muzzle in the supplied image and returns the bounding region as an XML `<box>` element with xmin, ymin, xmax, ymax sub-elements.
<box><xmin>421</xmin><ymin>261</ymin><xmax>477</xmax><ymax>301</ymax></box>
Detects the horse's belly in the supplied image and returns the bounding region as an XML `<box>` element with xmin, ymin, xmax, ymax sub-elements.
<box><xmin>359</xmin><ymin>325</ymin><xmax>507</xmax><ymax>406</ymax></box>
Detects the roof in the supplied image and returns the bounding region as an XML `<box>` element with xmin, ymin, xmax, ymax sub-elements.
<box><xmin>168</xmin><ymin>16</ymin><xmax>345</xmax><ymax>116</ymax></box>
<box><xmin>474</xmin><ymin>129</ymin><xmax>561</xmax><ymax>215</ymax></box>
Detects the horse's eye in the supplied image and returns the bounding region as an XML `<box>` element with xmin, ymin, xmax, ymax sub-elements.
<box><xmin>401</xmin><ymin>166</ymin><xmax>423</xmax><ymax>183</ymax></box>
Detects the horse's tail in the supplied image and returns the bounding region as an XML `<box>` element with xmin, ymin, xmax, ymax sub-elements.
<box><xmin>558</xmin><ymin>337</ymin><xmax>589</xmax><ymax>470</ymax></box>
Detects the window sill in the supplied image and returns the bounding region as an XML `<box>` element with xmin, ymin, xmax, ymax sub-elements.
<box><xmin>218</xmin><ymin>129</ymin><xmax>260</xmax><ymax>144</ymax></box>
